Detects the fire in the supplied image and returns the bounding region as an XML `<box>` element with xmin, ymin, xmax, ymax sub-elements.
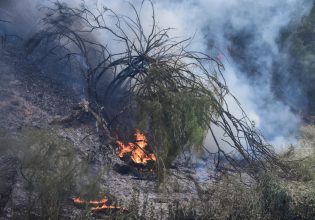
<box><xmin>72</xmin><ymin>197</ymin><xmax>120</xmax><ymax>212</ymax></box>
<box><xmin>91</xmin><ymin>204</ymin><xmax>119</xmax><ymax>211</ymax></box>
<box><xmin>73</xmin><ymin>197</ymin><xmax>108</xmax><ymax>205</ymax></box>
<box><xmin>116</xmin><ymin>129</ymin><xmax>156</xmax><ymax>165</ymax></box>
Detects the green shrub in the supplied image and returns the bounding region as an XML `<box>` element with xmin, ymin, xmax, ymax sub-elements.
<box><xmin>15</xmin><ymin>127</ymin><xmax>80</xmax><ymax>219</ymax></box>
<box><xmin>257</xmin><ymin>174</ymin><xmax>292</xmax><ymax>219</ymax></box>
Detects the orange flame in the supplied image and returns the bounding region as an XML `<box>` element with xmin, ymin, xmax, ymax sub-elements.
<box><xmin>73</xmin><ymin>197</ymin><xmax>108</xmax><ymax>205</ymax></box>
<box><xmin>116</xmin><ymin>129</ymin><xmax>156</xmax><ymax>165</ymax></box>
<box><xmin>90</xmin><ymin>204</ymin><xmax>119</xmax><ymax>211</ymax></box>
<box><xmin>72</xmin><ymin>197</ymin><xmax>120</xmax><ymax>212</ymax></box>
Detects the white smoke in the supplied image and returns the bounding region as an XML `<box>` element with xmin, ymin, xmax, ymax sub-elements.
<box><xmin>148</xmin><ymin>0</ymin><xmax>313</xmax><ymax>151</ymax></box>
<box><xmin>90</xmin><ymin>0</ymin><xmax>312</xmax><ymax>151</ymax></box>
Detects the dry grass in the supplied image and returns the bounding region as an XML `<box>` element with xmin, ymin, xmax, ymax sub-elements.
<box><xmin>2</xmin><ymin>125</ymin><xmax>315</xmax><ymax>219</ymax></box>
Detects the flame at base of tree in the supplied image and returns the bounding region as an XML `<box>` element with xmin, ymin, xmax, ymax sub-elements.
<box><xmin>30</xmin><ymin>0</ymin><xmax>285</xmax><ymax>177</ymax></box>
<box><xmin>116</xmin><ymin>130</ymin><xmax>156</xmax><ymax>165</ymax></box>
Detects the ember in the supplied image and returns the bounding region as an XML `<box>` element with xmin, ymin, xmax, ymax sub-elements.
<box><xmin>72</xmin><ymin>197</ymin><xmax>121</xmax><ymax>213</ymax></box>
<box><xmin>116</xmin><ymin>130</ymin><xmax>156</xmax><ymax>165</ymax></box>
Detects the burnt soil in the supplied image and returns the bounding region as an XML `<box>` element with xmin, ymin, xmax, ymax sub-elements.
<box><xmin>0</xmin><ymin>45</ymin><xmax>212</xmax><ymax>219</ymax></box>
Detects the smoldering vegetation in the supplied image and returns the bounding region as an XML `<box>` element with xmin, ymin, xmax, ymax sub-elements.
<box><xmin>0</xmin><ymin>0</ymin><xmax>313</xmax><ymax>148</ymax></box>
<box><xmin>1</xmin><ymin>0</ymin><xmax>284</xmax><ymax>173</ymax></box>
<box><xmin>1</xmin><ymin>0</ymin><xmax>315</xmax><ymax>219</ymax></box>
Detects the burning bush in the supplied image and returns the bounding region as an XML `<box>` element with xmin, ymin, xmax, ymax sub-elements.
<box><xmin>116</xmin><ymin>129</ymin><xmax>156</xmax><ymax>166</ymax></box>
<box><xmin>26</xmin><ymin>0</ymin><xmax>285</xmax><ymax>176</ymax></box>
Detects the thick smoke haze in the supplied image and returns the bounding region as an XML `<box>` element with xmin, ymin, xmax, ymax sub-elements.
<box><xmin>0</xmin><ymin>0</ymin><xmax>313</xmax><ymax>151</ymax></box>
<box><xmin>147</xmin><ymin>0</ymin><xmax>313</xmax><ymax>150</ymax></box>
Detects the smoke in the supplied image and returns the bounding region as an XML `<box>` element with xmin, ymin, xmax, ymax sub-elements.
<box><xmin>147</xmin><ymin>0</ymin><xmax>313</xmax><ymax>150</ymax></box>
<box><xmin>88</xmin><ymin>0</ymin><xmax>312</xmax><ymax>150</ymax></box>
<box><xmin>0</xmin><ymin>0</ymin><xmax>313</xmax><ymax>151</ymax></box>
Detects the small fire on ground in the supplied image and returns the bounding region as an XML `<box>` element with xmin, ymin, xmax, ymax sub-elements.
<box><xmin>116</xmin><ymin>129</ymin><xmax>156</xmax><ymax>165</ymax></box>
<box><xmin>72</xmin><ymin>197</ymin><xmax>121</xmax><ymax>213</ymax></box>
